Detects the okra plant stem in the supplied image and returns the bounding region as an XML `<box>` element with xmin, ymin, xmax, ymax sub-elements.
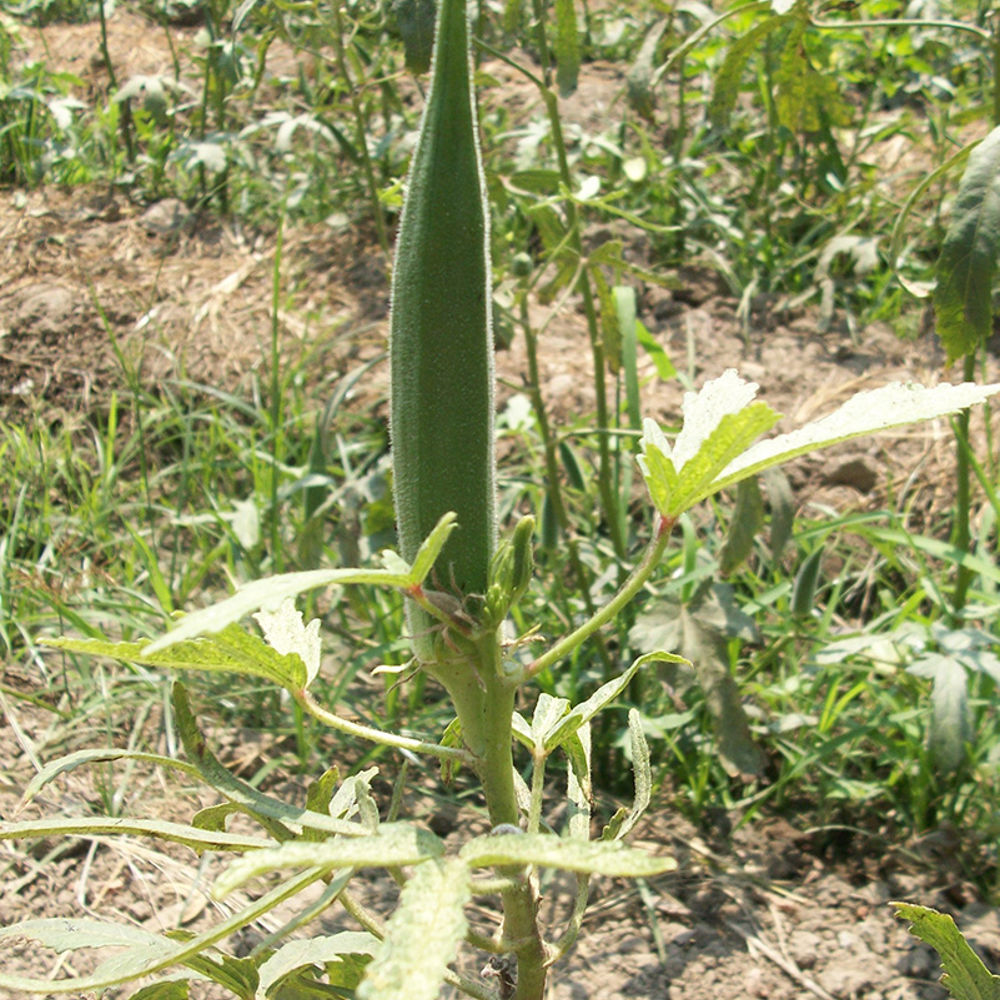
<box><xmin>526</xmin><ymin>516</ymin><xmax>675</xmax><ymax>681</ymax></box>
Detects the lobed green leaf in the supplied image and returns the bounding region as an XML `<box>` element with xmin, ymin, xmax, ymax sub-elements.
<box><xmin>214</xmin><ymin>824</ymin><xmax>444</xmax><ymax>898</ymax></box>
<box><xmin>893</xmin><ymin>902</ymin><xmax>1000</xmax><ymax>999</ymax></box>
<box><xmin>460</xmin><ymin>832</ymin><xmax>675</xmax><ymax>877</ymax></box>
<box><xmin>357</xmin><ymin>859</ymin><xmax>470</xmax><ymax>1000</ymax></box>
<box><xmin>46</xmin><ymin>625</ymin><xmax>308</xmax><ymax>693</ymax></box>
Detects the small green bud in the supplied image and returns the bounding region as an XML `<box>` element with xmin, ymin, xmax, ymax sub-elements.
<box><xmin>485</xmin><ymin>515</ymin><xmax>535</xmax><ymax>625</ymax></box>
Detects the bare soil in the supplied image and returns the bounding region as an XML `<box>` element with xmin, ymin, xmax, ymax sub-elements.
<box><xmin>3</xmin><ymin>7</ymin><xmax>1000</xmax><ymax>1000</ymax></box>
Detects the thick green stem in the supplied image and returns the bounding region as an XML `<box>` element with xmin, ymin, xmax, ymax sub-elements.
<box><xmin>434</xmin><ymin>633</ymin><xmax>547</xmax><ymax>1000</ymax></box>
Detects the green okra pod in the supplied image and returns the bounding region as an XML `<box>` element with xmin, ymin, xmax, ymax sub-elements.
<box><xmin>389</xmin><ymin>0</ymin><xmax>495</xmax><ymax>658</ymax></box>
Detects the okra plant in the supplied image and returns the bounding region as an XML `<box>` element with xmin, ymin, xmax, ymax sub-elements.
<box><xmin>2</xmin><ymin>2</ymin><xmax>1000</xmax><ymax>999</ymax></box>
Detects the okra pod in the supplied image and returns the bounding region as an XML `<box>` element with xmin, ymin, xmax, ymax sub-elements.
<box><xmin>390</xmin><ymin>0</ymin><xmax>495</xmax><ymax>655</ymax></box>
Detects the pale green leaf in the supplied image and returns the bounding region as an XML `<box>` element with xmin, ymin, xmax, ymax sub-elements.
<box><xmin>20</xmin><ymin>748</ymin><xmax>200</xmax><ymax>808</ymax></box>
<box><xmin>530</xmin><ymin>692</ymin><xmax>570</xmax><ymax>748</ymax></box>
<box><xmin>545</xmin><ymin>651</ymin><xmax>688</xmax><ymax>751</ymax></box>
<box><xmin>253</xmin><ymin>599</ymin><xmax>321</xmax><ymax>686</ymax></box>
<box><xmin>408</xmin><ymin>511</ymin><xmax>459</xmax><ymax>584</ymax></box>
<box><xmin>618</xmin><ymin>708</ymin><xmax>652</xmax><ymax>840</ymax></box>
<box><xmin>256</xmin><ymin>933</ymin><xmax>378</xmax><ymax>999</ymax></box>
<box><xmin>357</xmin><ymin>859</ymin><xmax>469</xmax><ymax>1000</ymax></box>
<box><xmin>641</xmin><ymin>373</ymin><xmax>1000</xmax><ymax>518</ymax></box>
<box><xmin>142</xmin><ymin>558</ymin><xmax>422</xmax><ymax>655</ymax></box>
<box><xmin>669</xmin><ymin>404</ymin><xmax>782</xmax><ymax>515</ymax></box>
<box><xmin>893</xmin><ymin>902</ymin><xmax>1000</xmax><ymax>999</ymax></box>
<box><xmin>0</xmin><ymin>869</ymin><xmax>324</xmax><ymax>994</ymax></box>
<box><xmin>512</xmin><ymin>711</ymin><xmax>535</xmax><ymax>749</ymax></box>
<box><xmin>715</xmin><ymin>381</ymin><xmax>1000</xmax><ymax>492</ymax></box>
<box><xmin>636</xmin><ymin>320</ymin><xmax>676</xmax><ymax>381</ymax></box>
<box><xmin>563</xmin><ymin>725</ymin><xmax>592</xmax><ymax>840</ymax></box>
<box><xmin>672</xmin><ymin>369</ymin><xmax>768</xmax><ymax>471</ymax></box>
<box><xmin>46</xmin><ymin>625</ymin><xmax>309</xmax><ymax>692</ymax></box>
<box><xmin>214</xmin><ymin>824</ymin><xmax>444</xmax><ymax>898</ymax></box>
<box><xmin>0</xmin><ymin>815</ymin><xmax>271</xmax><ymax>853</ymax></box>
<box><xmin>460</xmin><ymin>832</ymin><xmax>675</xmax><ymax>876</ymax></box>
<box><xmin>934</xmin><ymin>125</ymin><xmax>1000</xmax><ymax>363</ymax></box>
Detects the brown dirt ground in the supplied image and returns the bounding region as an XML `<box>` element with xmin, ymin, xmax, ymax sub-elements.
<box><xmin>4</xmin><ymin>7</ymin><xmax>1000</xmax><ymax>1000</ymax></box>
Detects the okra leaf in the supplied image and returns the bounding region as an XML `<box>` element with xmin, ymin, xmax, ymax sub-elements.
<box><xmin>532</xmin><ymin>692</ymin><xmax>571</xmax><ymax>747</ymax></box>
<box><xmin>214</xmin><ymin>824</ymin><xmax>444</xmax><ymax>898</ymax></box>
<box><xmin>19</xmin><ymin>747</ymin><xmax>200</xmax><ymax>809</ymax></box>
<box><xmin>130</xmin><ymin>983</ymin><xmax>191</xmax><ymax>1000</ymax></box>
<box><xmin>460</xmin><ymin>832</ymin><xmax>675</xmax><ymax>877</ymax></box>
<box><xmin>545</xmin><ymin>651</ymin><xmax>688</xmax><ymax>752</ymax></box>
<box><xmin>934</xmin><ymin>125</ymin><xmax>1000</xmax><ymax>364</ymax></box>
<box><xmin>0</xmin><ymin>815</ymin><xmax>271</xmax><ymax>853</ymax></box>
<box><xmin>619</xmin><ymin>709</ymin><xmax>653</xmax><ymax>840</ymax></box>
<box><xmin>171</xmin><ymin>685</ymin><xmax>364</xmax><ymax>840</ymax></box>
<box><xmin>640</xmin><ymin>371</ymin><xmax>1000</xmax><ymax>518</ymax></box>
<box><xmin>563</xmin><ymin>724</ymin><xmax>592</xmax><ymax>840</ymax></box>
<box><xmin>358</xmin><ymin>859</ymin><xmax>470</xmax><ymax>1000</ymax></box>
<box><xmin>512</xmin><ymin>711</ymin><xmax>535</xmax><ymax>749</ymax></box>
<box><xmin>0</xmin><ymin>869</ymin><xmax>324</xmax><ymax>994</ymax></box>
<box><xmin>256</xmin><ymin>933</ymin><xmax>377</xmax><ymax>1000</ymax></box>
<box><xmin>128</xmin><ymin>513</ymin><xmax>457</xmax><ymax>656</ymax></box>
<box><xmin>45</xmin><ymin>624</ymin><xmax>308</xmax><ymax>694</ymax></box>
<box><xmin>892</xmin><ymin>902</ymin><xmax>1000</xmax><ymax>999</ymax></box>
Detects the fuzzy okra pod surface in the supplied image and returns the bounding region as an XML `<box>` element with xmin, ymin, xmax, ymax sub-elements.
<box><xmin>389</xmin><ymin>0</ymin><xmax>495</xmax><ymax>656</ymax></box>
